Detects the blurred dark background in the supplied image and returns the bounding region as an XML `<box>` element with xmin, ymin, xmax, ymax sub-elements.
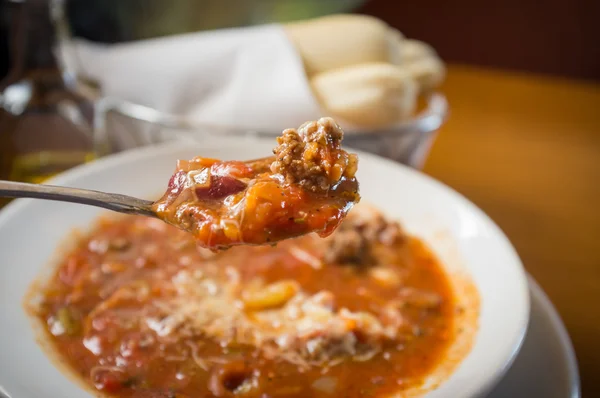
<box><xmin>0</xmin><ymin>1</ymin><xmax>9</xmax><ymax>80</ymax></box>
<box><xmin>1</xmin><ymin>0</ymin><xmax>599</xmax><ymax>81</ymax></box>
<box><xmin>358</xmin><ymin>0</ymin><xmax>600</xmax><ymax>80</ymax></box>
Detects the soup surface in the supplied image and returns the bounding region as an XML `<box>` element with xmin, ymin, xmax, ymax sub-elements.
<box><xmin>32</xmin><ymin>206</ymin><xmax>460</xmax><ymax>397</ymax></box>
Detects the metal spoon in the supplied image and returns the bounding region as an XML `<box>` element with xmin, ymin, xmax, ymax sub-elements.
<box><xmin>0</xmin><ymin>180</ymin><xmax>157</xmax><ymax>217</ymax></box>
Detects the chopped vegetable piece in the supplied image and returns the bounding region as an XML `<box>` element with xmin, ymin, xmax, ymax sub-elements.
<box><xmin>242</xmin><ymin>280</ymin><xmax>300</xmax><ymax>311</ymax></box>
<box><xmin>56</xmin><ymin>306</ymin><xmax>80</xmax><ymax>336</ymax></box>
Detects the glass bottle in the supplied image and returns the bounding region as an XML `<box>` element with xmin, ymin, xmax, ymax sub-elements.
<box><xmin>0</xmin><ymin>0</ymin><xmax>94</xmax><ymax>206</ymax></box>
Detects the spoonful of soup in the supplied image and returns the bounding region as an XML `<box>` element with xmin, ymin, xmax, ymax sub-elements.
<box><xmin>153</xmin><ymin>117</ymin><xmax>359</xmax><ymax>248</ymax></box>
<box><xmin>0</xmin><ymin>118</ymin><xmax>360</xmax><ymax>249</ymax></box>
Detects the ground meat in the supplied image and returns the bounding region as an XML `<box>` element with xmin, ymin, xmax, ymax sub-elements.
<box><xmin>325</xmin><ymin>227</ymin><xmax>373</xmax><ymax>265</ymax></box>
<box><xmin>270</xmin><ymin>117</ymin><xmax>358</xmax><ymax>193</ymax></box>
<box><xmin>325</xmin><ymin>208</ymin><xmax>405</xmax><ymax>265</ymax></box>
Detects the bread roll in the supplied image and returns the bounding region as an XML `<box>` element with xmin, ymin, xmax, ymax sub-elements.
<box><xmin>385</xmin><ymin>27</ymin><xmax>405</xmax><ymax>65</ymax></box>
<box><xmin>399</xmin><ymin>40</ymin><xmax>446</xmax><ymax>92</ymax></box>
<box><xmin>284</xmin><ymin>15</ymin><xmax>403</xmax><ymax>76</ymax></box>
<box><xmin>311</xmin><ymin>62</ymin><xmax>418</xmax><ymax>128</ymax></box>
<box><xmin>285</xmin><ymin>15</ymin><xmax>445</xmax><ymax>127</ymax></box>
<box><xmin>400</xmin><ymin>39</ymin><xmax>437</xmax><ymax>63</ymax></box>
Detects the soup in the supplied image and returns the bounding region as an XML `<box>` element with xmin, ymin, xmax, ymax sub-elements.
<box><xmin>31</xmin><ymin>205</ymin><xmax>465</xmax><ymax>397</ymax></box>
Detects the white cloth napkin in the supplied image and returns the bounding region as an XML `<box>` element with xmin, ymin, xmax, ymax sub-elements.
<box><xmin>59</xmin><ymin>24</ymin><xmax>323</xmax><ymax>132</ymax></box>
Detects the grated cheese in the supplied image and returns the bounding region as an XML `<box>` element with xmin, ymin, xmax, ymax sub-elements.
<box><xmin>135</xmin><ymin>268</ymin><xmax>398</xmax><ymax>369</ymax></box>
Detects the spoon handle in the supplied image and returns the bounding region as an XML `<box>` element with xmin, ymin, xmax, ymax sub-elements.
<box><xmin>0</xmin><ymin>180</ymin><xmax>156</xmax><ymax>217</ymax></box>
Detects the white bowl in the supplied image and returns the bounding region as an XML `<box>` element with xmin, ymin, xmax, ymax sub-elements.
<box><xmin>0</xmin><ymin>140</ymin><xmax>529</xmax><ymax>397</ymax></box>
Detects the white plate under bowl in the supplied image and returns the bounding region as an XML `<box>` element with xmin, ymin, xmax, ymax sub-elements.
<box><xmin>0</xmin><ymin>141</ymin><xmax>529</xmax><ymax>397</ymax></box>
<box><xmin>487</xmin><ymin>276</ymin><xmax>580</xmax><ymax>398</ymax></box>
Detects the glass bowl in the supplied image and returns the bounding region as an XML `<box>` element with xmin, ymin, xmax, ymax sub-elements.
<box><xmin>93</xmin><ymin>93</ymin><xmax>447</xmax><ymax>169</ymax></box>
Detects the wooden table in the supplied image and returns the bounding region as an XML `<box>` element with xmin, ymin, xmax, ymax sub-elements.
<box><xmin>423</xmin><ymin>65</ymin><xmax>600</xmax><ymax>396</ymax></box>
